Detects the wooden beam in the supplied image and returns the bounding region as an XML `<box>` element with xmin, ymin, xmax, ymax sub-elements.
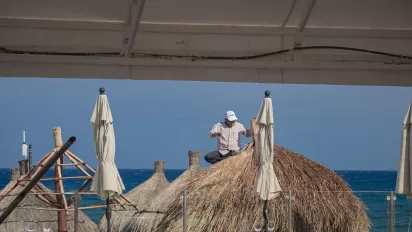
<box><xmin>32</xmin><ymin>184</ymin><xmax>59</xmax><ymax>206</ymax></box>
<box><xmin>56</xmin><ymin>158</ymin><xmax>68</xmax><ymax>210</ymax></box>
<box><xmin>29</xmin><ymin>151</ymin><xmax>53</xmax><ymax>177</ymax></box>
<box><xmin>64</xmin><ymin>152</ymin><xmax>92</xmax><ymax>178</ymax></box>
<box><xmin>120</xmin><ymin>0</ymin><xmax>147</xmax><ymax>57</ymax></box>
<box><xmin>18</xmin><ymin>176</ymin><xmax>90</xmax><ymax>181</ymax></box>
<box><xmin>55</xmin><ymin>156</ymin><xmax>67</xmax><ymax>232</ymax></box>
<box><xmin>66</xmin><ymin>179</ymin><xmax>92</xmax><ymax>207</ymax></box>
<box><xmin>119</xmin><ymin>194</ymin><xmax>138</xmax><ymax>210</ymax></box>
<box><xmin>33</xmin><ymin>162</ymin><xmax>86</xmax><ymax>167</ymax></box>
<box><xmin>67</xmin><ymin>151</ymin><xmax>96</xmax><ymax>174</ymax></box>
<box><xmin>16</xmin><ymin>203</ymin><xmax>134</xmax><ymax>211</ymax></box>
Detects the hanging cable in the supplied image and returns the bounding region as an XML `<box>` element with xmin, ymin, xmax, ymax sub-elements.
<box><xmin>1</xmin><ymin>45</ymin><xmax>412</xmax><ymax>61</ymax></box>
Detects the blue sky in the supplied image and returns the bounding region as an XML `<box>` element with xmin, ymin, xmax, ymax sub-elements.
<box><xmin>0</xmin><ymin>77</ymin><xmax>410</xmax><ymax>170</ymax></box>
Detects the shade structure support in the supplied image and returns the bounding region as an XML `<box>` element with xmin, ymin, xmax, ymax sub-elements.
<box><xmin>183</xmin><ymin>190</ymin><xmax>188</xmax><ymax>232</ymax></box>
<box><xmin>106</xmin><ymin>198</ymin><xmax>112</xmax><ymax>232</ymax></box>
<box><xmin>0</xmin><ymin>136</ymin><xmax>76</xmax><ymax>225</ymax></box>
<box><xmin>263</xmin><ymin>200</ymin><xmax>269</xmax><ymax>231</ymax></box>
<box><xmin>387</xmin><ymin>191</ymin><xmax>395</xmax><ymax>232</ymax></box>
<box><xmin>294</xmin><ymin>0</ymin><xmax>317</xmax><ymax>47</ymax></box>
<box><xmin>0</xmin><ymin>127</ymin><xmax>138</xmax><ymax>231</ymax></box>
<box><xmin>121</xmin><ymin>0</ymin><xmax>147</xmax><ymax>57</ymax></box>
<box><xmin>287</xmin><ymin>189</ymin><xmax>293</xmax><ymax>232</ymax></box>
<box><xmin>73</xmin><ymin>191</ymin><xmax>80</xmax><ymax>232</ymax></box>
<box><xmin>55</xmin><ymin>154</ymin><xmax>68</xmax><ymax>231</ymax></box>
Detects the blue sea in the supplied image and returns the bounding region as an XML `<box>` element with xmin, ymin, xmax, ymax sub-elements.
<box><xmin>0</xmin><ymin>169</ymin><xmax>410</xmax><ymax>231</ymax></box>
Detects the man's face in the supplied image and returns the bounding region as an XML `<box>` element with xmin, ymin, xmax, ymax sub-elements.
<box><xmin>225</xmin><ymin>119</ymin><xmax>236</xmax><ymax>127</ymax></box>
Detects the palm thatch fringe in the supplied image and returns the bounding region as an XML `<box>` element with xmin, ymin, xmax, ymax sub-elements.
<box><xmin>99</xmin><ymin>161</ymin><xmax>170</xmax><ymax>232</ymax></box>
<box><xmin>155</xmin><ymin>146</ymin><xmax>370</xmax><ymax>232</ymax></box>
<box><xmin>123</xmin><ymin>151</ymin><xmax>202</xmax><ymax>232</ymax></box>
<box><xmin>0</xmin><ymin>181</ymin><xmax>99</xmax><ymax>232</ymax></box>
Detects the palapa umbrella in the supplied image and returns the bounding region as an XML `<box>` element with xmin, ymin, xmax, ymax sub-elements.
<box><xmin>124</xmin><ymin>151</ymin><xmax>201</xmax><ymax>232</ymax></box>
<box><xmin>155</xmin><ymin>146</ymin><xmax>370</xmax><ymax>232</ymax></box>
<box><xmin>254</xmin><ymin>91</ymin><xmax>281</xmax><ymax>231</ymax></box>
<box><xmin>396</xmin><ymin>102</ymin><xmax>412</xmax><ymax>199</ymax></box>
<box><xmin>90</xmin><ymin>87</ymin><xmax>125</xmax><ymax>232</ymax></box>
<box><xmin>99</xmin><ymin>160</ymin><xmax>170</xmax><ymax>232</ymax></box>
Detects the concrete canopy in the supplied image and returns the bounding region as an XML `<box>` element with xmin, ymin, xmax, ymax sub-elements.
<box><xmin>1</xmin><ymin>0</ymin><xmax>412</xmax><ymax>86</ymax></box>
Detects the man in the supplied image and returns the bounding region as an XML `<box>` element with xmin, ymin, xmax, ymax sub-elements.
<box><xmin>205</xmin><ymin>110</ymin><xmax>251</xmax><ymax>164</ymax></box>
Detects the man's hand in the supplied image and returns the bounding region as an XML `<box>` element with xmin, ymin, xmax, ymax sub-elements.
<box><xmin>212</xmin><ymin>133</ymin><xmax>221</xmax><ymax>137</ymax></box>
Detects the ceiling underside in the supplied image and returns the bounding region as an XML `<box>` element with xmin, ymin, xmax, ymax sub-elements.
<box><xmin>1</xmin><ymin>0</ymin><xmax>412</xmax><ymax>86</ymax></box>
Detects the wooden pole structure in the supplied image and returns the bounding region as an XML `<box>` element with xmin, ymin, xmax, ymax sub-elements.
<box><xmin>0</xmin><ymin>136</ymin><xmax>76</xmax><ymax>224</ymax></box>
<box><xmin>53</xmin><ymin>127</ymin><xmax>68</xmax><ymax>232</ymax></box>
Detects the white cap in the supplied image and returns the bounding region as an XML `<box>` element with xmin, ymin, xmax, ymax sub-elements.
<box><xmin>225</xmin><ymin>111</ymin><xmax>238</xmax><ymax>121</ymax></box>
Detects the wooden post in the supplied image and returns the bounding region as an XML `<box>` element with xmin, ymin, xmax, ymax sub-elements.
<box><xmin>0</xmin><ymin>137</ymin><xmax>76</xmax><ymax>224</ymax></box>
<box><xmin>53</xmin><ymin>127</ymin><xmax>63</xmax><ymax>148</ymax></box>
<box><xmin>73</xmin><ymin>192</ymin><xmax>80</xmax><ymax>232</ymax></box>
<box><xmin>250</xmin><ymin>118</ymin><xmax>259</xmax><ymax>165</ymax></box>
<box><xmin>53</xmin><ymin>127</ymin><xmax>67</xmax><ymax>232</ymax></box>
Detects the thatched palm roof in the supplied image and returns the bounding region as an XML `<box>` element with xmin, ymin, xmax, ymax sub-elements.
<box><xmin>123</xmin><ymin>150</ymin><xmax>202</xmax><ymax>232</ymax></box>
<box><xmin>99</xmin><ymin>160</ymin><xmax>170</xmax><ymax>232</ymax></box>
<box><xmin>0</xmin><ymin>181</ymin><xmax>98</xmax><ymax>232</ymax></box>
<box><xmin>155</xmin><ymin>146</ymin><xmax>370</xmax><ymax>232</ymax></box>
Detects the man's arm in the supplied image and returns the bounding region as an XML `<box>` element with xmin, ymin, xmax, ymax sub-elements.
<box><xmin>209</xmin><ymin>123</ymin><xmax>222</xmax><ymax>138</ymax></box>
<box><xmin>240</xmin><ymin>124</ymin><xmax>252</xmax><ymax>137</ymax></box>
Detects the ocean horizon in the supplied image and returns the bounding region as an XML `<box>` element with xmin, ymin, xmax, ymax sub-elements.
<box><xmin>0</xmin><ymin>169</ymin><xmax>408</xmax><ymax>231</ymax></box>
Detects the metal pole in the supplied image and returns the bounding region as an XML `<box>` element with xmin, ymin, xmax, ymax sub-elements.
<box><xmin>263</xmin><ymin>200</ymin><xmax>268</xmax><ymax>232</ymax></box>
<box><xmin>183</xmin><ymin>190</ymin><xmax>187</xmax><ymax>232</ymax></box>
<box><xmin>28</xmin><ymin>144</ymin><xmax>33</xmax><ymax>171</ymax></box>
<box><xmin>288</xmin><ymin>189</ymin><xmax>292</xmax><ymax>232</ymax></box>
<box><xmin>0</xmin><ymin>136</ymin><xmax>76</xmax><ymax>224</ymax></box>
<box><xmin>73</xmin><ymin>192</ymin><xmax>80</xmax><ymax>232</ymax></box>
<box><xmin>106</xmin><ymin>198</ymin><xmax>112</xmax><ymax>232</ymax></box>
<box><xmin>388</xmin><ymin>191</ymin><xmax>394</xmax><ymax>232</ymax></box>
